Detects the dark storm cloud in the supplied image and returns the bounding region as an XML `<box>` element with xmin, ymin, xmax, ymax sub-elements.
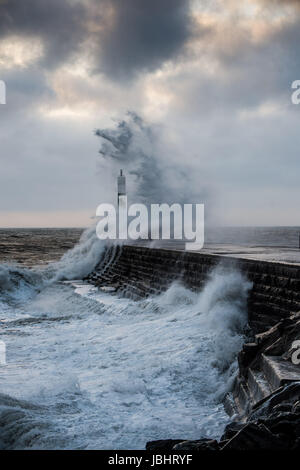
<box><xmin>0</xmin><ymin>0</ymin><xmax>87</xmax><ymax>67</ymax></box>
<box><xmin>0</xmin><ymin>0</ymin><xmax>195</xmax><ymax>79</ymax></box>
<box><xmin>94</xmin><ymin>0</ymin><xmax>195</xmax><ymax>80</ymax></box>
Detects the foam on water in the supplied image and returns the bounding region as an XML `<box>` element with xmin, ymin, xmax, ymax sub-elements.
<box><xmin>49</xmin><ymin>224</ymin><xmax>106</xmax><ymax>282</ymax></box>
<box><xmin>0</xmin><ymin>225</ymin><xmax>106</xmax><ymax>304</ymax></box>
<box><xmin>0</xmin><ymin>237</ymin><xmax>251</xmax><ymax>449</ymax></box>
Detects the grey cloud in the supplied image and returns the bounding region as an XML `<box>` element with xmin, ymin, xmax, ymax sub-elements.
<box><xmin>0</xmin><ymin>110</ymin><xmax>102</xmax><ymax>212</ymax></box>
<box><xmin>175</xmin><ymin>16</ymin><xmax>300</xmax><ymax>117</ymax></box>
<box><xmin>1</xmin><ymin>0</ymin><xmax>300</xmax><ymax>227</ymax></box>
<box><xmin>0</xmin><ymin>0</ymin><xmax>87</xmax><ymax>68</ymax></box>
<box><xmin>0</xmin><ymin>0</ymin><xmax>196</xmax><ymax>80</ymax></box>
<box><xmin>259</xmin><ymin>0</ymin><xmax>300</xmax><ymax>5</ymax></box>
<box><xmin>92</xmin><ymin>0</ymin><xmax>195</xmax><ymax>80</ymax></box>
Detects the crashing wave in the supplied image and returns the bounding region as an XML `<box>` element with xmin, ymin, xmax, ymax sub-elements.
<box><xmin>48</xmin><ymin>224</ymin><xmax>106</xmax><ymax>282</ymax></box>
<box><xmin>0</xmin><ymin>224</ymin><xmax>106</xmax><ymax>302</ymax></box>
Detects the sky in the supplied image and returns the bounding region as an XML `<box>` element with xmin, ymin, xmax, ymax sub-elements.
<box><xmin>0</xmin><ymin>0</ymin><xmax>300</xmax><ymax>228</ymax></box>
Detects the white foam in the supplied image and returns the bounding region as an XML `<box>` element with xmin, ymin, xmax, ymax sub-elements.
<box><xmin>49</xmin><ymin>224</ymin><xmax>106</xmax><ymax>281</ymax></box>
<box><xmin>0</xmin><ymin>262</ymin><xmax>251</xmax><ymax>449</ymax></box>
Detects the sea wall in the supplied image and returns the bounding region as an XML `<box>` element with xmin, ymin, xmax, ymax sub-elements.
<box><xmin>86</xmin><ymin>244</ymin><xmax>300</xmax><ymax>334</ymax></box>
<box><xmin>86</xmin><ymin>244</ymin><xmax>300</xmax><ymax>450</ymax></box>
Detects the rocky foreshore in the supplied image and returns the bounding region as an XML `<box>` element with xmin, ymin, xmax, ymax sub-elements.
<box><xmin>147</xmin><ymin>383</ymin><xmax>300</xmax><ymax>450</ymax></box>
<box><xmin>146</xmin><ymin>312</ymin><xmax>300</xmax><ymax>451</ymax></box>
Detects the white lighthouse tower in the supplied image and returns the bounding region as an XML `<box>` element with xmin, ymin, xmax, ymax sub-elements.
<box><xmin>117</xmin><ymin>169</ymin><xmax>126</xmax><ymax>206</ymax></box>
<box><xmin>117</xmin><ymin>169</ymin><xmax>127</xmax><ymax>239</ymax></box>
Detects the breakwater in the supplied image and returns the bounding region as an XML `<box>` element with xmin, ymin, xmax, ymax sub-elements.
<box><xmin>86</xmin><ymin>244</ymin><xmax>300</xmax><ymax>450</ymax></box>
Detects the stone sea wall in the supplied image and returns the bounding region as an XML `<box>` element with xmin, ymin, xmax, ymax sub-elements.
<box><xmin>86</xmin><ymin>244</ymin><xmax>300</xmax><ymax>450</ymax></box>
<box><xmin>86</xmin><ymin>244</ymin><xmax>300</xmax><ymax>332</ymax></box>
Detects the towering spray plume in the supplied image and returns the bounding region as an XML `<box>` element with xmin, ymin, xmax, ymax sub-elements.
<box><xmin>95</xmin><ymin>112</ymin><xmax>210</xmax><ymax>209</ymax></box>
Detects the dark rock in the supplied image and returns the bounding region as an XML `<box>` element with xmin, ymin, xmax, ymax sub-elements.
<box><xmin>238</xmin><ymin>343</ymin><xmax>259</xmax><ymax>377</ymax></box>
<box><xmin>292</xmin><ymin>437</ymin><xmax>300</xmax><ymax>450</ymax></box>
<box><xmin>267</xmin><ymin>417</ymin><xmax>297</xmax><ymax>438</ymax></box>
<box><xmin>255</xmin><ymin>323</ymin><xmax>281</xmax><ymax>347</ymax></box>
<box><xmin>292</xmin><ymin>400</ymin><xmax>300</xmax><ymax>413</ymax></box>
<box><xmin>145</xmin><ymin>440</ymin><xmax>184</xmax><ymax>452</ymax></box>
<box><xmin>250</xmin><ymin>382</ymin><xmax>300</xmax><ymax>420</ymax></box>
<box><xmin>264</xmin><ymin>337</ymin><xmax>286</xmax><ymax>356</ymax></box>
<box><xmin>220</xmin><ymin>382</ymin><xmax>300</xmax><ymax>450</ymax></box>
<box><xmin>173</xmin><ymin>439</ymin><xmax>219</xmax><ymax>451</ymax></box>
<box><xmin>221</xmin><ymin>423</ymin><xmax>288</xmax><ymax>450</ymax></box>
<box><xmin>221</xmin><ymin>422</ymin><xmax>245</xmax><ymax>441</ymax></box>
<box><xmin>272</xmin><ymin>403</ymin><xmax>293</xmax><ymax>413</ymax></box>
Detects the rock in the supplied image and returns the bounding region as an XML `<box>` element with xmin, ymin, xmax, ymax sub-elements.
<box><xmin>145</xmin><ymin>440</ymin><xmax>184</xmax><ymax>452</ymax></box>
<box><xmin>255</xmin><ymin>323</ymin><xmax>281</xmax><ymax>347</ymax></box>
<box><xmin>221</xmin><ymin>423</ymin><xmax>288</xmax><ymax>450</ymax></box>
<box><xmin>238</xmin><ymin>343</ymin><xmax>259</xmax><ymax>377</ymax></box>
<box><xmin>220</xmin><ymin>381</ymin><xmax>300</xmax><ymax>450</ymax></box>
<box><xmin>272</xmin><ymin>403</ymin><xmax>293</xmax><ymax>413</ymax></box>
<box><xmin>265</xmin><ymin>414</ymin><xmax>298</xmax><ymax>438</ymax></box>
<box><xmin>221</xmin><ymin>422</ymin><xmax>245</xmax><ymax>441</ymax></box>
<box><xmin>173</xmin><ymin>439</ymin><xmax>219</xmax><ymax>451</ymax></box>
<box><xmin>292</xmin><ymin>400</ymin><xmax>300</xmax><ymax>413</ymax></box>
<box><xmin>250</xmin><ymin>382</ymin><xmax>300</xmax><ymax>420</ymax></box>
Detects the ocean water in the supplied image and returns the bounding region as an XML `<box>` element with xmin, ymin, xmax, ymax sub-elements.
<box><xmin>1</xmin><ymin>225</ymin><xmax>293</xmax><ymax>449</ymax></box>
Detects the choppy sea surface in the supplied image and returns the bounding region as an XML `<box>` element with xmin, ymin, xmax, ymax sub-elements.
<box><xmin>0</xmin><ymin>226</ymin><xmax>297</xmax><ymax>449</ymax></box>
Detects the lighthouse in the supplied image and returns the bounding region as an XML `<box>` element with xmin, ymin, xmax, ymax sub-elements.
<box><xmin>117</xmin><ymin>170</ymin><xmax>127</xmax><ymax>239</ymax></box>
<box><xmin>117</xmin><ymin>169</ymin><xmax>126</xmax><ymax>206</ymax></box>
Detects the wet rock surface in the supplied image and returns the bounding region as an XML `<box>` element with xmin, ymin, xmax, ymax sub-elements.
<box><xmin>145</xmin><ymin>386</ymin><xmax>300</xmax><ymax>451</ymax></box>
<box><xmin>219</xmin><ymin>310</ymin><xmax>300</xmax><ymax>451</ymax></box>
<box><xmin>220</xmin><ymin>391</ymin><xmax>300</xmax><ymax>450</ymax></box>
<box><xmin>145</xmin><ymin>333</ymin><xmax>300</xmax><ymax>451</ymax></box>
<box><xmin>146</xmin><ymin>438</ymin><xmax>220</xmax><ymax>452</ymax></box>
